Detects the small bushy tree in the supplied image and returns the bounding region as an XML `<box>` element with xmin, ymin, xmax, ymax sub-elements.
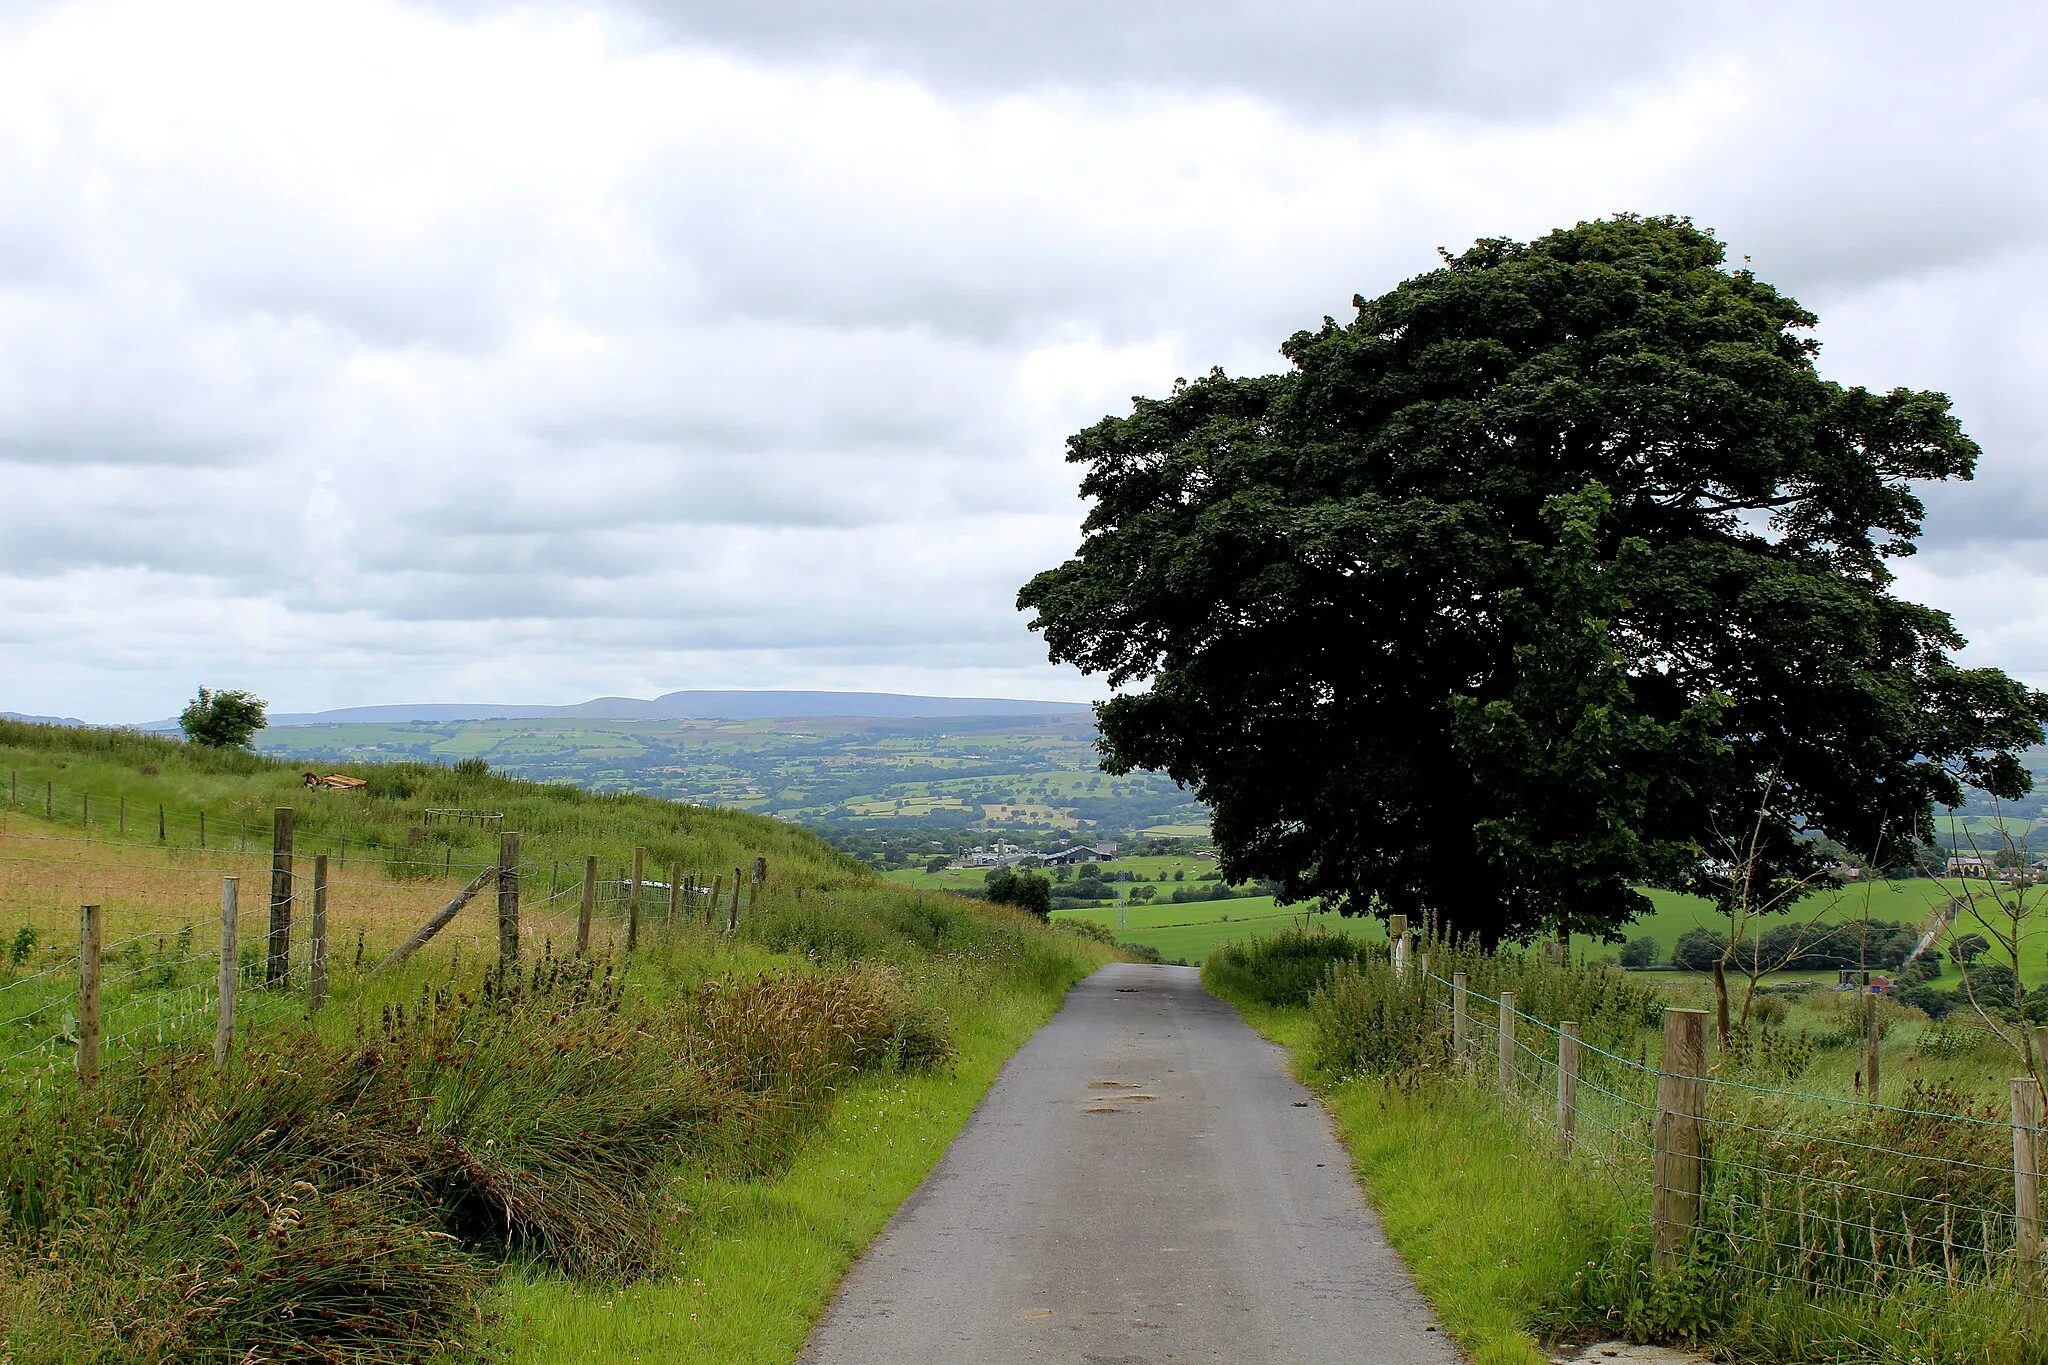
<box><xmin>1619</xmin><ymin>937</ymin><xmax>1659</xmax><ymax>969</ymax></box>
<box><xmin>985</xmin><ymin>868</ymin><xmax>1052</xmax><ymax>917</ymax></box>
<box><xmin>179</xmin><ymin>687</ymin><xmax>268</xmax><ymax>749</ymax></box>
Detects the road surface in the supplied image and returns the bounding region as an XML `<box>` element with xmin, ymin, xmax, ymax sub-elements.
<box><xmin>800</xmin><ymin>961</ymin><xmax>1462</xmax><ymax>1364</ymax></box>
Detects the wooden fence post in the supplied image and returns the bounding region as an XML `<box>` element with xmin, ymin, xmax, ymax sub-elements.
<box><xmin>627</xmin><ymin>847</ymin><xmax>644</xmax><ymax>952</ymax></box>
<box><xmin>668</xmin><ymin>862</ymin><xmax>681</xmax><ymax>924</ymax></box>
<box><xmin>1390</xmin><ymin>913</ymin><xmax>1409</xmax><ymax>982</ymax></box>
<box><xmin>1653</xmin><ymin>1008</ymin><xmax>1709</xmax><ymax>1271</ymax></box>
<box><xmin>2016</xmin><ymin>1078</ymin><xmax>2043</xmax><ymax>1264</ymax></box>
<box><xmin>709</xmin><ymin>874</ymin><xmax>722</xmax><ymax>928</ymax></box>
<box><xmin>308</xmin><ymin>854</ymin><xmax>329</xmax><ymax>1015</ymax></box>
<box><xmin>81</xmin><ymin>792</ymin><xmax>87</xmax><ymax>827</ymax></box>
<box><xmin>750</xmin><ymin>857</ymin><xmax>765</xmax><ymax>915</ymax></box>
<box><xmin>45</xmin><ymin>780</ymin><xmax>51</xmax><ymax>819</ymax></box>
<box><xmin>267</xmin><ymin>807</ymin><xmax>294</xmax><ymax>988</ymax></box>
<box><xmin>216</xmin><ymin>877</ymin><xmax>237</xmax><ymax>1067</ymax></box>
<box><xmin>1865</xmin><ymin>989</ymin><xmax>1882</xmax><ymax>1103</ymax></box>
<box><xmin>199</xmin><ymin>809</ymin><xmax>206</xmax><ymax>848</ymax></box>
<box><xmin>77</xmin><ymin>904</ymin><xmax>102</xmax><ymax>1084</ymax></box>
<box><xmin>1497</xmin><ymin>990</ymin><xmax>1516</xmax><ymax>1091</ymax></box>
<box><xmin>728</xmin><ymin>866</ymin><xmax>742</xmax><ymax>933</ymax></box>
<box><xmin>577</xmin><ymin>855</ymin><xmax>596</xmax><ymax>956</ymax></box>
<box><xmin>158</xmin><ymin>804</ymin><xmax>165</xmax><ymax>842</ymax></box>
<box><xmin>374</xmin><ymin>865</ymin><xmax>498</xmax><ymax>973</ymax></box>
<box><xmin>1557</xmin><ymin>1020</ymin><xmax>1581</xmax><ymax>1157</ymax></box>
<box><xmin>497</xmin><ymin>833</ymin><xmax>520</xmax><ymax>965</ymax></box>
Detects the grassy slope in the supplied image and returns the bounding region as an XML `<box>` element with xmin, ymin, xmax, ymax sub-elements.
<box><xmin>0</xmin><ymin>721</ymin><xmax>1109</xmax><ymax>1362</ymax></box>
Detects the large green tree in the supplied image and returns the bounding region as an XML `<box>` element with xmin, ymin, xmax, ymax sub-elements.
<box><xmin>1019</xmin><ymin>216</ymin><xmax>2046</xmax><ymax>942</ymax></box>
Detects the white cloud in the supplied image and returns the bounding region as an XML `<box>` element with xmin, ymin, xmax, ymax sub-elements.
<box><xmin>0</xmin><ymin>0</ymin><xmax>2043</xmax><ymax>720</ymax></box>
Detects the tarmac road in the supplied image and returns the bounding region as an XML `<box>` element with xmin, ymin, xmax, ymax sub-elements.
<box><xmin>800</xmin><ymin>962</ymin><xmax>1463</xmax><ymax>1365</ymax></box>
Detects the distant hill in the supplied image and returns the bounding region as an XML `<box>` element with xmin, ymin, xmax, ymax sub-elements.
<box><xmin>140</xmin><ymin>690</ymin><xmax>1093</xmax><ymax>729</ymax></box>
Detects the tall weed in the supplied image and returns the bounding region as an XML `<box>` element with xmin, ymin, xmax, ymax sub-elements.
<box><xmin>1203</xmin><ymin>928</ymin><xmax>1368</xmax><ymax>1007</ymax></box>
<box><xmin>1277</xmin><ymin>931</ymin><xmax>1663</xmax><ymax>1079</ymax></box>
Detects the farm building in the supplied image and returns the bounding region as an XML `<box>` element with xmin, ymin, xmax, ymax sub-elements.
<box><xmin>1043</xmin><ymin>844</ymin><xmax>1120</xmax><ymax>866</ymax></box>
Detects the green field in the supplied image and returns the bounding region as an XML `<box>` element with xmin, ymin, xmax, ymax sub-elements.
<box><xmin>883</xmin><ymin>854</ymin><xmax>1345</xmax><ymax>964</ymax></box>
<box><xmin>887</xmin><ymin>857</ymin><xmax>2048</xmax><ymax>980</ymax></box>
<box><xmin>1590</xmin><ymin>879</ymin><xmax>2048</xmax><ymax>984</ymax></box>
<box><xmin>1054</xmin><ymin>900</ymin><xmax>1361</xmax><ymax>963</ymax></box>
<box><xmin>884</xmin><ymin>851</ymin><xmax>1224</xmax><ymax>895</ymax></box>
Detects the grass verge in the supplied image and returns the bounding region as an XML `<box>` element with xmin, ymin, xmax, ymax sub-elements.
<box><xmin>491</xmin><ymin>968</ymin><xmax>1074</xmax><ymax>1361</ymax></box>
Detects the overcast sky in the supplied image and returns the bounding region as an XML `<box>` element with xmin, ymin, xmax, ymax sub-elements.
<box><xmin>1</xmin><ymin>0</ymin><xmax>2043</xmax><ymax>721</ymax></box>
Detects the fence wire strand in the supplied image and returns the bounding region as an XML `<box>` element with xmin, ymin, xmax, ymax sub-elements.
<box><xmin>1392</xmin><ymin>957</ymin><xmax>2045</xmax><ymax>1329</ymax></box>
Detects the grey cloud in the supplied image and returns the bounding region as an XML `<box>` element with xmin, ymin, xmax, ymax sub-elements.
<box><xmin>5</xmin><ymin>0</ymin><xmax>2048</xmax><ymax>720</ymax></box>
<box><xmin>449</xmin><ymin>0</ymin><xmax>1705</xmax><ymax>121</ymax></box>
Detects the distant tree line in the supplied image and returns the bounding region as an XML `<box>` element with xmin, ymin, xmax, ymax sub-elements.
<box><xmin>1652</xmin><ymin>921</ymin><xmax>1937</xmax><ymax>974</ymax></box>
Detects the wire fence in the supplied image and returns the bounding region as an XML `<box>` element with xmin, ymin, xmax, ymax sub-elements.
<box><xmin>1399</xmin><ymin>951</ymin><xmax>2045</xmax><ymax>1334</ymax></box>
<box><xmin>0</xmin><ymin>905</ymin><xmax>316</xmax><ymax>1089</ymax></box>
<box><xmin>0</xmin><ymin>836</ymin><xmax>760</xmax><ymax>1092</ymax></box>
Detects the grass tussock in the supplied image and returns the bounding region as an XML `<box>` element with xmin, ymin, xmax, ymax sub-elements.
<box><xmin>0</xmin><ymin>949</ymin><xmax>952</xmax><ymax>1363</ymax></box>
<box><xmin>1307</xmin><ymin>934</ymin><xmax>1664</xmax><ymax>1079</ymax></box>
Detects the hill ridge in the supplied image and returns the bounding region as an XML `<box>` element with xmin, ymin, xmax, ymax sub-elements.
<box><xmin>130</xmin><ymin>689</ymin><xmax>1094</xmax><ymax>729</ymax></box>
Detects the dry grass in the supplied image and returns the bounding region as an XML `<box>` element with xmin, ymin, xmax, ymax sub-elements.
<box><xmin>0</xmin><ymin>812</ymin><xmax>588</xmax><ymax>978</ymax></box>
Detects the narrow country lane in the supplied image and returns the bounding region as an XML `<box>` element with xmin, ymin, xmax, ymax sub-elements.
<box><xmin>800</xmin><ymin>962</ymin><xmax>1463</xmax><ymax>1364</ymax></box>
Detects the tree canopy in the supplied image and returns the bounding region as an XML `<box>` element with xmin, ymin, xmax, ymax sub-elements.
<box><xmin>1019</xmin><ymin>215</ymin><xmax>2046</xmax><ymax>942</ymax></box>
<box><xmin>179</xmin><ymin>687</ymin><xmax>269</xmax><ymax>749</ymax></box>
